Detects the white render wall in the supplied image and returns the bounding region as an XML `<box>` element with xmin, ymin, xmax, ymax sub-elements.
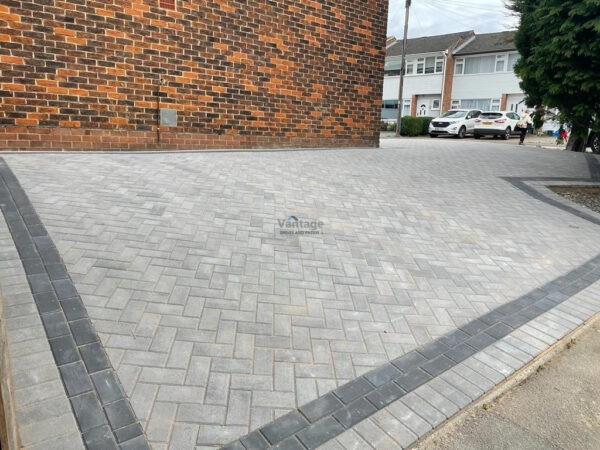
<box><xmin>382</xmin><ymin>73</ymin><xmax>444</xmax><ymax>101</ymax></box>
<box><xmin>452</xmin><ymin>71</ymin><xmax>522</xmax><ymax>100</ymax></box>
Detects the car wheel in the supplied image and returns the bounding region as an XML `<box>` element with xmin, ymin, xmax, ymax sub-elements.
<box><xmin>474</xmin><ymin>134</ymin><xmax>481</xmax><ymax>139</ymax></box>
<box><xmin>429</xmin><ymin>134</ymin><xmax>438</xmax><ymax>138</ymax></box>
<box><xmin>590</xmin><ymin>133</ymin><xmax>600</xmax><ymax>154</ymax></box>
<box><xmin>457</xmin><ymin>126</ymin><xmax>466</xmax><ymax>139</ymax></box>
<box><xmin>503</xmin><ymin>127</ymin><xmax>511</xmax><ymax>140</ymax></box>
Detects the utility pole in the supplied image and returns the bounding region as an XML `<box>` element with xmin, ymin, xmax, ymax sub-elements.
<box><xmin>395</xmin><ymin>0</ymin><xmax>411</xmax><ymax>137</ymax></box>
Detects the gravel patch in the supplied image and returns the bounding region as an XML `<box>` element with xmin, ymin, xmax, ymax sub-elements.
<box><xmin>550</xmin><ymin>186</ymin><xmax>600</xmax><ymax>214</ymax></box>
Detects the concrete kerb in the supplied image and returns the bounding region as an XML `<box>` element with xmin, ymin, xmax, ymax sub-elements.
<box><xmin>0</xmin><ymin>286</ymin><xmax>19</xmax><ymax>449</ymax></box>
<box><xmin>410</xmin><ymin>310</ymin><xmax>600</xmax><ymax>450</ymax></box>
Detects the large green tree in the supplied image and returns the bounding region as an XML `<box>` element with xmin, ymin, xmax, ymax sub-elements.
<box><xmin>510</xmin><ymin>0</ymin><xmax>600</xmax><ymax>151</ymax></box>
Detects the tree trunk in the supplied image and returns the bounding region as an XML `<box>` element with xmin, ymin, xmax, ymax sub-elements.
<box><xmin>566</xmin><ymin>126</ymin><xmax>587</xmax><ymax>152</ymax></box>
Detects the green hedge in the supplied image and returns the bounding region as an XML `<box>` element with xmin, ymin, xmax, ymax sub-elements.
<box><xmin>399</xmin><ymin>116</ymin><xmax>433</xmax><ymax>136</ymax></box>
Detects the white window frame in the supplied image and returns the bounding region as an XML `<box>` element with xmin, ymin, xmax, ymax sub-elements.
<box><xmin>455</xmin><ymin>58</ymin><xmax>464</xmax><ymax>75</ymax></box>
<box><xmin>431</xmin><ymin>98</ymin><xmax>441</xmax><ymax>110</ymax></box>
<box><xmin>402</xmin><ymin>99</ymin><xmax>411</xmax><ymax>116</ymax></box>
<box><xmin>495</xmin><ymin>54</ymin><xmax>506</xmax><ymax>72</ymax></box>
<box><xmin>399</xmin><ymin>55</ymin><xmax>445</xmax><ymax>77</ymax></box>
<box><xmin>435</xmin><ymin>56</ymin><xmax>444</xmax><ymax>73</ymax></box>
<box><xmin>454</xmin><ymin>52</ymin><xmax>519</xmax><ymax>76</ymax></box>
<box><xmin>451</xmin><ymin>99</ymin><xmax>460</xmax><ymax>109</ymax></box>
<box><xmin>416</xmin><ymin>58</ymin><xmax>425</xmax><ymax>74</ymax></box>
<box><xmin>508</xmin><ymin>52</ymin><xmax>520</xmax><ymax>71</ymax></box>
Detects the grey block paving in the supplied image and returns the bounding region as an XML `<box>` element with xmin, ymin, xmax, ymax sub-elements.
<box><xmin>2</xmin><ymin>142</ymin><xmax>600</xmax><ymax>448</ymax></box>
<box><xmin>0</xmin><ymin>206</ymin><xmax>84</xmax><ymax>448</ymax></box>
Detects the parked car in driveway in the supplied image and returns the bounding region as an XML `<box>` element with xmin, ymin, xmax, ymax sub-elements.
<box><xmin>429</xmin><ymin>109</ymin><xmax>482</xmax><ymax>138</ymax></box>
<box><xmin>474</xmin><ymin>111</ymin><xmax>520</xmax><ymax>140</ymax></box>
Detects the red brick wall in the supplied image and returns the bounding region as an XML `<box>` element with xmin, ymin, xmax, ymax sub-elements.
<box><xmin>0</xmin><ymin>1</ymin><xmax>387</xmax><ymax>151</ymax></box>
<box><xmin>501</xmin><ymin>93</ymin><xmax>508</xmax><ymax>111</ymax></box>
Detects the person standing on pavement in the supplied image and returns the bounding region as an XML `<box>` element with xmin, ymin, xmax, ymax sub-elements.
<box><xmin>517</xmin><ymin>109</ymin><xmax>533</xmax><ymax>145</ymax></box>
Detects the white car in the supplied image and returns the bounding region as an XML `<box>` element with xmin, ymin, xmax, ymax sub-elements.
<box><xmin>429</xmin><ymin>109</ymin><xmax>482</xmax><ymax>138</ymax></box>
<box><xmin>474</xmin><ymin>111</ymin><xmax>521</xmax><ymax>140</ymax></box>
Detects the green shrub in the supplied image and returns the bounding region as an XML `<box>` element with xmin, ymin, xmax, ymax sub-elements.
<box><xmin>380</xmin><ymin>121</ymin><xmax>388</xmax><ymax>131</ymax></box>
<box><xmin>388</xmin><ymin>122</ymin><xmax>397</xmax><ymax>132</ymax></box>
<box><xmin>399</xmin><ymin>116</ymin><xmax>421</xmax><ymax>136</ymax></box>
<box><xmin>399</xmin><ymin>116</ymin><xmax>433</xmax><ymax>136</ymax></box>
<box><xmin>420</xmin><ymin>117</ymin><xmax>433</xmax><ymax>135</ymax></box>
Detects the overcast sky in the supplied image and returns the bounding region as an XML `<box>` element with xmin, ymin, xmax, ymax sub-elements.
<box><xmin>387</xmin><ymin>0</ymin><xmax>519</xmax><ymax>39</ymax></box>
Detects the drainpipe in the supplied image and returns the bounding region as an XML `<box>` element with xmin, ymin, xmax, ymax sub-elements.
<box><xmin>156</xmin><ymin>77</ymin><xmax>165</xmax><ymax>144</ymax></box>
<box><xmin>440</xmin><ymin>50</ymin><xmax>448</xmax><ymax>115</ymax></box>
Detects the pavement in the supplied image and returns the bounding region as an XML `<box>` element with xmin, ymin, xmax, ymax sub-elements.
<box><xmin>1</xmin><ymin>138</ymin><xmax>600</xmax><ymax>449</ymax></box>
<box><xmin>380</xmin><ymin>133</ymin><xmax>567</xmax><ymax>150</ymax></box>
<box><xmin>416</xmin><ymin>317</ymin><xmax>600</xmax><ymax>450</ymax></box>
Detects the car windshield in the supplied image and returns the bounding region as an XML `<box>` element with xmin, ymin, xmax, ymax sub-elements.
<box><xmin>480</xmin><ymin>113</ymin><xmax>503</xmax><ymax>119</ymax></box>
<box><xmin>439</xmin><ymin>111</ymin><xmax>467</xmax><ymax>119</ymax></box>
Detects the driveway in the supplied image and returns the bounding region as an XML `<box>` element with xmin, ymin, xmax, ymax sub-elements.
<box><xmin>2</xmin><ymin>139</ymin><xmax>600</xmax><ymax>448</ymax></box>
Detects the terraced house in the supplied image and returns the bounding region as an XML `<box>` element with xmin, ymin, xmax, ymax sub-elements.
<box><xmin>382</xmin><ymin>30</ymin><xmax>525</xmax><ymax>120</ymax></box>
<box><xmin>0</xmin><ymin>1</ymin><xmax>387</xmax><ymax>151</ymax></box>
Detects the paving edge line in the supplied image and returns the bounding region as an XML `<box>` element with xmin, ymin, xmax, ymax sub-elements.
<box><xmin>408</xmin><ymin>310</ymin><xmax>600</xmax><ymax>450</ymax></box>
<box><xmin>0</xmin><ymin>289</ymin><xmax>19</xmax><ymax>449</ymax></box>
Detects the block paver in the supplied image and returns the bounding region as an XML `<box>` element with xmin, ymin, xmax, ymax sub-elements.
<box><xmin>3</xmin><ymin>141</ymin><xmax>600</xmax><ymax>447</ymax></box>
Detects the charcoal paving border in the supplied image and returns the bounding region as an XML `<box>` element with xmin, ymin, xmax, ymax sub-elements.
<box><xmin>0</xmin><ymin>158</ymin><xmax>149</xmax><ymax>450</ymax></box>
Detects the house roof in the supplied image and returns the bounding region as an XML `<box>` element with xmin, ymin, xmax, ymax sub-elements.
<box><xmin>386</xmin><ymin>30</ymin><xmax>473</xmax><ymax>57</ymax></box>
<box><xmin>454</xmin><ymin>31</ymin><xmax>517</xmax><ymax>55</ymax></box>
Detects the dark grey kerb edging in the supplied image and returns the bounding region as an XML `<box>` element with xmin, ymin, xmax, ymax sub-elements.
<box><xmin>224</xmin><ymin>254</ymin><xmax>600</xmax><ymax>449</ymax></box>
<box><xmin>0</xmin><ymin>158</ymin><xmax>149</xmax><ymax>450</ymax></box>
<box><xmin>503</xmin><ymin>153</ymin><xmax>600</xmax><ymax>226</ymax></box>
<box><xmin>503</xmin><ymin>177</ymin><xmax>600</xmax><ymax>227</ymax></box>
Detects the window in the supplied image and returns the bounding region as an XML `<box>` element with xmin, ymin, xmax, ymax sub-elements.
<box><xmin>432</xmin><ymin>99</ymin><xmax>440</xmax><ymax>110</ymax></box>
<box><xmin>455</xmin><ymin>59</ymin><xmax>464</xmax><ymax>75</ymax></box>
<box><xmin>160</xmin><ymin>0</ymin><xmax>175</xmax><ymax>9</ymax></box>
<box><xmin>464</xmin><ymin>55</ymin><xmax>496</xmax><ymax>74</ymax></box>
<box><xmin>480</xmin><ymin>112</ymin><xmax>503</xmax><ymax>119</ymax></box>
<box><xmin>416</xmin><ymin>59</ymin><xmax>424</xmax><ymax>74</ymax></box>
<box><xmin>451</xmin><ymin>100</ymin><xmax>460</xmax><ymax>108</ymax></box>
<box><xmin>436</xmin><ymin>58</ymin><xmax>444</xmax><ymax>73</ymax></box>
<box><xmin>384</xmin><ymin>70</ymin><xmax>401</xmax><ymax>77</ymax></box>
<box><xmin>382</xmin><ymin>100</ymin><xmax>398</xmax><ymax>109</ymax></box>
<box><xmin>495</xmin><ymin>55</ymin><xmax>506</xmax><ymax>72</ymax></box>
<box><xmin>402</xmin><ymin>99</ymin><xmax>411</xmax><ymax>116</ymax></box>
<box><xmin>405</xmin><ymin>64</ymin><xmax>414</xmax><ymax>75</ymax></box>
<box><xmin>425</xmin><ymin>56</ymin><xmax>435</xmax><ymax>74</ymax></box>
<box><xmin>508</xmin><ymin>53</ymin><xmax>520</xmax><ymax>71</ymax></box>
<box><xmin>440</xmin><ymin>110</ymin><xmax>467</xmax><ymax>118</ymax></box>
<box><xmin>461</xmin><ymin>99</ymin><xmax>491</xmax><ymax>110</ymax></box>
<box><xmin>491</xmin><ymin>98</ymin><xmax>501</xmax><ymax>111</ymax></box>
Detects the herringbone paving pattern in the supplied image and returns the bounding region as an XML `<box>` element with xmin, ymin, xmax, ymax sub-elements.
<box><xmin>4</xmin><ymin>140</ymin><xmax>600</xmax><ymax>448</ymax></box>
